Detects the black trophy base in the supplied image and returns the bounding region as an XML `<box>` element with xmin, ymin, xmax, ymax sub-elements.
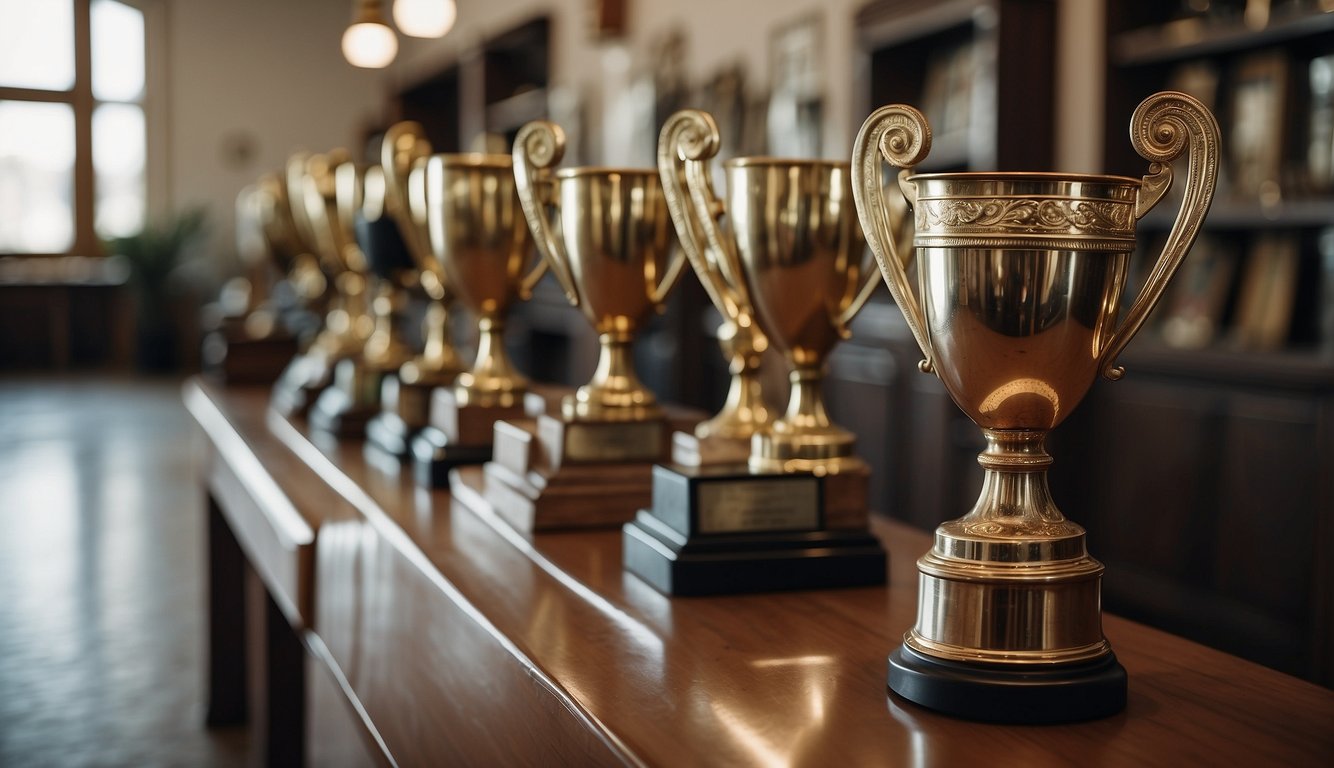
<box><xmin>622</xmin><ymin>510</ymin><xmax>886</xmax><ymax>596</ymax></box>
<box><xmin>887</xmin><ymin>644</ymin><xmax>1127</xmax><ymax>724</ymax></box>
<box><xmin>410</xmin><ymin>426</ymin><xmax>493</xmax><ymax>488</ymax></box>
<box><xmin>365</xmin><ymin>411</ymin><xmax>414</xmax><ymax>460</ymax></box>
<box><xmin>308</xmin><ymin>387</ymin><xmax>376</xmax><ymax>439</ymax></box>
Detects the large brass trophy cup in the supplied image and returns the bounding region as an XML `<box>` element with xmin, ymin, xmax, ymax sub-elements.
<box><xmin>465</xmin><ymin>119</ymin><xmax>688</xmax><ymax>532</ymax></box>
<box><xmin>852</xmin><ymin>91</ymin><xmax>1219</xmax><ymax>722</ymax></box>
<box><xmin>621</xmin><ymin>109</ymin><xmax>886</xmax><ymax>595</ymax></box>
<box><xmin>410</xmin><ymin>149</ymin><xmax>547</xmax><ymax>486</ymax></box>
<box><xmin>271</xmin><ymin>151</ymin><xmax>374</xmax><ymax>417</ymax></box>
<box><xmin>365</xmin><ymin>122</ymin><xmax>467</xmax><ymax>462</ymax></box>
<box><xmin>309</xmin><ymin>161</ymin><xmax>416</xmax><ymax>438</ymax></box>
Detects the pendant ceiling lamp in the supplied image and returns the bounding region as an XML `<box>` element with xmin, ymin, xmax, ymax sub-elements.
<box><xmin>392</xmin><ymin>0</ymin><xmax>457</xmax><ymax>38</ymax></box>
<box><xmin>342</xmin><ymin>0</ymin><xmax>398</xmax><ymax>69</ymax></box>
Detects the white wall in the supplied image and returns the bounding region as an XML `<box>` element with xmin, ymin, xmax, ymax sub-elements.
<box><xmin>157</xmin><ymin>0</ymin><xmax>1105</xmax><ymax>267</ymax></box>
<box><xmin>162</xmin><ymin>0</ymin><xmax>389</xmax><ymax>269</ymax></box>
<box><xmin>391</xmin><ymin>0</ymin><xmax>1104</xmax><ymax>167</ymax></box>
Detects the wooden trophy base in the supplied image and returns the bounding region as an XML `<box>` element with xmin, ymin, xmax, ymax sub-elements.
<box><xmin>202</xmin><ymin>326</ymin><xmax>298</xmax><ymax>386</ymax></box>
<box><xmin>409</xmin><ymin>386</ymin><xmax>567</xmax><ymax>489</ymax></box>
<box><xmin>271</xmin><ymin>354</ymin><xmax>334</xmax><ymax>418</ymax></box>
<box><xmin>454</xmin><ymin>402</ymin><xmax>702</xmax><ymax>533</ymax></box>
<box><xmin>670</xmin><ymin>431</ymin><xmax>751</xmax><ymax>467</ymax></box>
<box><xmin>622</xmin><ymin>462</ymin><xmax>884</xmax><ymax>596</ymax></box>
<box><xmin>365</xmin><ymin>376</ymin><xmax>437</xmax><ymax>461</ymax></box>
<box><xmin>308</xmin><ymin>360</ymin><xmax>385</xmax><ymax>439</ymax></box>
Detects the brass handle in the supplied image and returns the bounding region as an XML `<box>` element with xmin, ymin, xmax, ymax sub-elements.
<box><xmin>513</xmin><ymin>120</ymin><xmax>580</xmax><ymax>307</ymax></box>
<box><xmin>515</xmin><ymin>242</ymin><xmax>549</xmax><ymax>301</ymax></box>
<box><xmin>381</xmin><ymin>121</ymin><xmax>434</xmax><ymax>269</ymax></box>
<box><xmin>657</xmin><ymin>109</ymin><xmax>750</xmax><ymax>320</ymax></box>
<box><xmin>833</xmin><ymin>244</ymin><xmax>883</xmax><ymax>339</ymax></box>
<box><xmin>1099</xmin><ymin>91</ymin><xmax>1220</xmax><ymax>381</ymax></box>
<box><xmin>648</xmin><ymin>240</ymin><xmax>688</xmax><ymax>307</ymax></box>
<box><xmin>852</xmin><ymin>104</ymin><xmax>934</xmax><ymax>372</ymax></box>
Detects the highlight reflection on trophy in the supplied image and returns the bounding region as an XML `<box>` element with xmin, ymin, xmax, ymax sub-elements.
<box><xmin>464</xmin><ymin>118</ymin><xmax>688</xmax><ymax>532</ymax></box>
<box><xmin>408</xmin><ymin>149</ymin><xmax>547</xmax><ymax>486</ymax></box>
<box><xmin>271</xmin><ymin>150</ymin><xmax>372</xmax><ymax>417</ymax></box>
<box><xmin>365</xmin><ymin>122</ymin><xmax>467</xmax><ymax>461</ymax></box>
<box><xmin>621</xmin><ymin>108</ymin><xmax>887</xmax><ymax>596</ymax></box>
<box><xmin>852</xmin><ymin>91</ymin><xmax>1219</xmax><ymax>722</ymax></box>
<box><xmin>309</xmin><ymin>160</ymin><xmax>417</xmax><ymax>437</ymax></box>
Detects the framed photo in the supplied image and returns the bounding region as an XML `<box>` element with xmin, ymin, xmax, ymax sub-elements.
<box><xmin>767</xmin><ymin>14</ymin><xmax>823</xmax><ymax>158</ymax></box>
<box><xmin>1229</xmin><ymin>51</ymin><xmax>1288</xmax><ymax>200</ymax></box>
<box><xmin>1232</xmin><ymin>234</ymin><xmax>1300</xmax><ymax>350</ymax></box>
<box><xmin>1306</xmin><ymin>54</ymin><xmax>1334</xmax><ymax>192</ymax></box>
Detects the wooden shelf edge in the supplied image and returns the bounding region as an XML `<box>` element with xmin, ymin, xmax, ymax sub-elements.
<box><xmin>1113</xmin><ymin>10</ymin><xmax>1334</xmax><ymax>67</ymax></box>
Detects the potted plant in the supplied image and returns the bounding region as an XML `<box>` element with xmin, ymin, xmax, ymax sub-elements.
<box><xmin>103</xmin><ymin>208</ymin><xmax>207</xmax><ymax>371</ymax></box>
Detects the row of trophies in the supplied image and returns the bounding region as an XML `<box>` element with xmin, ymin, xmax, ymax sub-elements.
<box><xmin>225</xmin><ymin>90</ymin><xmax>1220</xmax><ymax>724</ymax></box>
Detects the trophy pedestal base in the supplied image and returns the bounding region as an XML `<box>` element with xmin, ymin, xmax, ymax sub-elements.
<box><xmin>408</xmin><ymin>387</ymin><xmax>555</xmax><ymax>488</ymax></box>
<box><xmin>202</xmin><ymin>328</ymin><xmax>297</xmax><ymax>385</ymax></box>
<box><xmin>622</xmin><ymin>463</ymin><xmax>885</xmax><ymax>595</ymax></box>
<box><xmin>365</xmin><ymin>412</ymin><xmax>413</xmax><ymax>459</ymax></box>
<box><xmin>470</xmin><ymin>406</ymin><xmax>700</xmax><ymax>532</ymax></box>
<box><xmin>308</xmin><ymin>360</ymin><xmax>386</xmax><ymax>439</ymax></box>
<box><xmin>887</xmin><ymin>644</ymin><xmax>1127</xmax><ymax>724</ymax></box>
<box><xmin>271</xmin><ymin>355</ymin><xmax>333</xmax><ymax>418</ymax></box>
<box><xmin>410</xmin><ymin>427</ymin><xmax>495</xmax><ymax>487</ymax></box>
<box><xmin>308</xmin><ymin>386</ymin><xmax>377</xmax><ymax>439</ymax></box>
<box><xmin>670</xmin><ymin>431</ymin><xmax>750</xmax><ymax>466</ymax></box>
<box><xmin>365</xmin><ymin>376</ymin><xmax>443</xmax><ymax>461</ymax></box>
<box><xmin>623</xmin><ymin>511</ymin><xmax>885</xmax><ymax>596</ymax></box>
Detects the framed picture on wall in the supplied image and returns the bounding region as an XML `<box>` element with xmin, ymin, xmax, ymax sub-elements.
<box><xmin>1229</xmin><ymin>50</ymin><xmax>1288</xmax><ymax>201</ymax></box>
<box><xmin>767</xmin><ymin>13</ymin><xmax>823</xmax><ymax>158</ymax></box>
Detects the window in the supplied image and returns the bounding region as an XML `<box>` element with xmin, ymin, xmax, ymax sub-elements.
<box><xmin>0</xmin><ymin>0</ymin><xmax>148</xmax><ymax>256</ymax></box>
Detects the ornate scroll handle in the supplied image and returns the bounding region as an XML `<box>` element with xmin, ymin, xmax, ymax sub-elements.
<box><xmin>381</xmin><ymin>121</ymin><xmax>434</xmax><ymax>271</ymax></box>
<box><xmin>1100</xmin><ymin>90</ymin><xmax>1219</xmax><ymax>381</ymax></box>
<box><xmin>284</xmin><ymin>153</ymin><xmax>324</xmax><ymax>271</ymax></box>
<box><xmin>851</xmin><ymin>104</ymin><xmax>934</xmax><ymax>372</ymax></box>
<box><xmin>301</xmin><ymin>151</ymin><xmax>357</xmax><ymax>275</ymax></box>
<box><xmin>658</xmin><ymin>109</ymin><xmax>748</xmax><ymax>321</ymax></box>
<box><xmin>513</xmin><ymin>120</ymin><xmax>580</xmax><ymax>307</ymax></box>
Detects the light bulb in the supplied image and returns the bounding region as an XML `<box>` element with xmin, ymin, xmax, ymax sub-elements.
<box><xmin>342</xmin><ymin>20</ymin><xmax>398</xmax><ymax>68</ymax></box>
<box><xmin>392</xmin><ymin>0</ymin><xmax>456</xmax><ymax>38</ymax></box>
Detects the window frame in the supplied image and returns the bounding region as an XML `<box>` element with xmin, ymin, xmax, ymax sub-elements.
<box><xmin>0</xmin><ymin>0</ymin><xmax>159</xmax><ymax>257</ymax></box>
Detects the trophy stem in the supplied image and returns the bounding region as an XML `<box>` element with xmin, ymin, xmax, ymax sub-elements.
<box><xmin>565</xmin><ymin>331</ymin><xmax>660</xmax><ymax>421</ymax></box>
<box><xmin>750</xmin><ymin>365</ymin><xmax>860</xmax><ymax>473</ymax></box>
<box><xmin>695</xmin><ymin>321</ymin><xmax>770</xmax><ymax>441</ymax></box>
<box><xmin>456</xmin><ymin>315</ymin><xmax>527</xmax><ymax>407</ymax></box>
<box><xmin>417</xmin><ymin>296</ymin><xmax>463</xmax><ymax>378</ymax></box>
<box><xmin>363</xmin><ymin>280</ymin><xmax>413</xmax><ymax>371</ymax></box>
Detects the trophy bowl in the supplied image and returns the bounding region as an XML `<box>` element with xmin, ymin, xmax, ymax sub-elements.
<box><xmin>513</xmin><ymin>120</ymin><xmax>685</xmax><ymax>427</ymax></box>
<box><xmin>727</xmin><ymin>156</ymin><xmax>880</xmax><ymax>475</ymax></box>
<box><xmin>425</xmin><ymin>153</ymin><xmax>543</xmax><ymax>409</ymax></box>
<box><xmin>852</xmin><ymin>91</ymin><xmax>1219</xmax><ymax>722</ymax></box>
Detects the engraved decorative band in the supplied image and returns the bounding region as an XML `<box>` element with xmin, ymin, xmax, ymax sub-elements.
<box><xmin>915</xmin><ymin>197</ymin><xmax>1135</xmax><ymax>239</ymax></box>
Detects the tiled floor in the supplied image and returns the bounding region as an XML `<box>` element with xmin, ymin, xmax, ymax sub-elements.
<box><xmin>0</xmin><ymin>377</ymin><xmax>249</xmax><ymax>767</ymax></box>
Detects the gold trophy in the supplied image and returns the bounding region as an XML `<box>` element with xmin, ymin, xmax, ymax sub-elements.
<box><xmin>621</xmin><ymin>108</ymin><xmax>887</xmax><ymax>595</ymax></box>
<box><xmin>271</xmin><ymin>151</ymin><xmax>373</xmax><ymax>417</ymax></box>
<box><xmin>308</xmin><ymin>160</ymin><xmax>415</xmax><ymax>437</ymax></box>
<box><xmin>466</xmin><ymin>118</ymin><xmax>687</xmax><ymax>532</ymax></box>
<box><xmin>410</xmin><ymin>149</ymin><xmax>548</xmax><ymax>486</ymax></box>
<box><xmin>365</xmin><ymin>122</ymin><xmax>467</xmax><ymax>461</ymax></box>
<box><xmin>657</xmin><ymin>115</ymin><xmax>772</xmax><ymax>466</ymax></box>
<box><xmin>852</xmin><ymin>91</ymin><xmax>1219</xmax><ymax>722</ymax></box>
<box><xmin>201</xmin><ymin>178</ymin><xmax>300</xmax><ymax>384</ymax></box>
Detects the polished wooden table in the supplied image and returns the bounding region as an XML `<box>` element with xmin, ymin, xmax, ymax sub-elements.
<box><xmin>185</xmin><ymin>378</ymin><xmax>1334</xmax><ymax>767</ymax></box>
